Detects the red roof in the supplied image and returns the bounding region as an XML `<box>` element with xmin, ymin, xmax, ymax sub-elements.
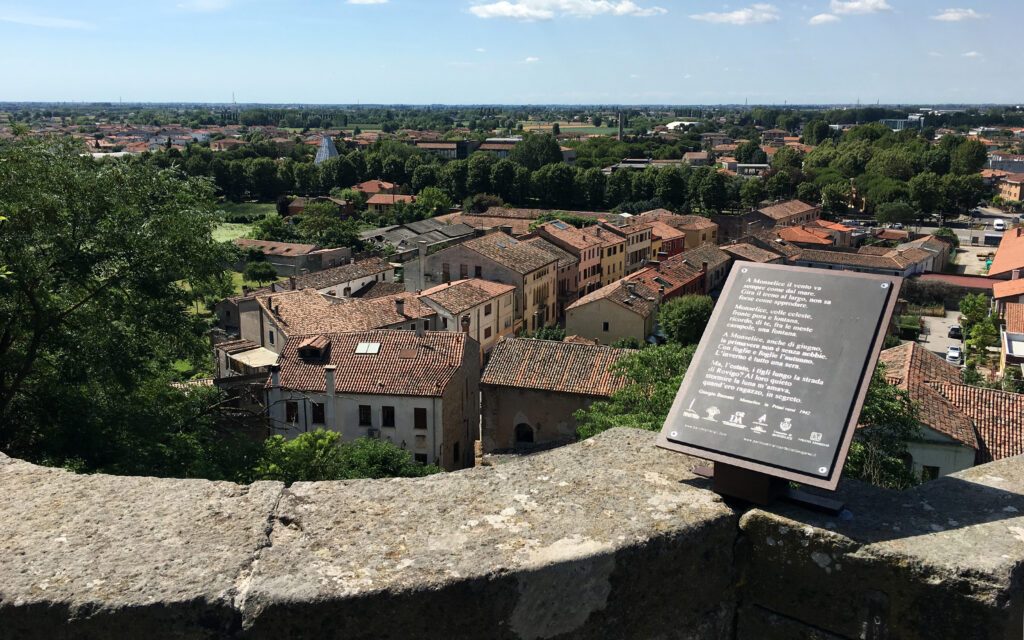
<box><xmin>993</xmin><ymin>278</ymin><xmax>1024</xmax><ymax>299</ymax></box>
<box><xmin>989</xmin><ymin>228</ymin><xmax>1024</xmax><ymax>278</ymax></box>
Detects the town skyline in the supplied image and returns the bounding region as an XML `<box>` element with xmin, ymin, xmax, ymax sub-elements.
<box><xmin>1</xmin><ymin>0</ymin><xmax>1019</xmax><ymax>104</ymax></box>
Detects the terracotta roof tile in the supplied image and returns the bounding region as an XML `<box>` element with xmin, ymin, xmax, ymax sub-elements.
<box><xmin>757</xmin><ymin>199</ymin><xmax>818</xmax><ymax>221</ymax></box>
<box><xmin>989</xmin><ymin>229</ymin><xmax>1024</xmax><ymax>278</ymax></box>
<box><xmin>777</xmin><ymin>226</ymin><xmax>833</xmax><ymax>245</ymax></box>
<box><xmin>993</xmin><ymin>279</ymin><xmax>1024</xmax><ymax>300</ymax></box>
<box><xmin>927</xmin><ymin>382</ymin><xmax>1024</xmax><ymax>463</ymax></box>
<box><xmin>522</xmin><ymin>237</ymin><xmax>580</xmax><ymax>269</ymax></box>
<box><xmin>481</xmin><ymin>338</ymin><xmax>629</xmax><ymax>397</ymax></box>
<box><xmin>258</xmin><ymin>289</ymin><xmax>434</xmax><ymax>336</ymax></box>
<box><xmin>464</xmin><ymin>232</ymin><xmax>557</xmax><ymax>274</ymax></box>
<box><xmin>722</xmin><ymin>243</ymin><xmax>781</xmax><ymax>263</ymax></box>
<box><xmin>275</xmin><ymin>330</ymin><xmax>467</xmax><ymax>397</ymax></box>
<box><xmin>537</xmin><ymin>220</ymin><xmax>603</xmax><ymax>251</ymax></box>
<box><xmin>420</xmin><ymin>278</ymin><xmax>515</xmax><ymax>315</ymax></box>
<box><xmin>566</xmin><ymin>279</ymin><xmax>658</xmax><ymax>318</ymax></box>
<box><xmin>1006</xmin><ymin>303</ymin><xmax>1024</xmax><ymax>334</ymax></box>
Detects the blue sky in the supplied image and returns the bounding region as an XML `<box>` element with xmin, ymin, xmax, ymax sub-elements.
<box><xmin>0</xmin><ymin>0</ymin><xmax>1019</xmax><ymax>104</ymax></box>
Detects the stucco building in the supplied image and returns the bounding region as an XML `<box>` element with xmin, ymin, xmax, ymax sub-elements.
<box><xmin>480</xmin><ymin>338</ymin><xmax>629</xmax><ymax>453</ymax></box>
<box><xmin>419</xmin><ymin>279</ymin><xmax>516</xmax><ymax>354</ymax></box>
<box><xmin>268</xmin><ymin>330</ymin><xmax>480</xmax><ymax>471</ymax></box>
<box><xmin>565</xmin><ymin>280</ymin><xmax>659</xmax><ymax>345</ymax></box>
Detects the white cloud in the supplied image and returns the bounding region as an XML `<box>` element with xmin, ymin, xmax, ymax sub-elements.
<box><xmin>523</xmin><ymin>56</ymin><xmax>541</xmax><ymax>63</ymax></box>
<box><xmin>469</xmin><ymin>0</ymin><xmax>666</xmax><ymax>21</ymax></box>
<box><xmin>348</xmin><ymin>0</ymin><xmax>388</xmax><ymax>4</ymax></box>
<box><xmin>0</xmin><ymin>8</ymin><xmax>93</xmax><ymax>27</ymax></box>
<box><xmin>176</xmin><ymin>0</ymin><xmax>232</xmax><ymax>11</ymax></box>
<box><xmin>931</xmin><ymin>8</ymin><xmax>984</xmax><ymax>21</ymax></box>
<box><xmin>962</xmin><ymin>50</ymin><xmax>981</xmax><ymax>57</ymax></box>
<box><xmin>808</xmin><ymin>12</ymin><xmax>839</xmax><ymax>24</ymax></box>
<box><xmin>690</xmin><ymin>3</ymin><xmax>780</xmax><ymax>25</ymax></box>
<box><xmin>829</xmin><ymin>0</ymin><xmax>891</xmax><ymax>15</ymax></box>
<box><xmin>475</xmin><ymin>47</ymin><xmax>487</xmax><ymax>52</ymax></box>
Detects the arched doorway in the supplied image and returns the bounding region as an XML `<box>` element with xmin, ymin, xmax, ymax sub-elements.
<box><xmin>515</xmin><ymin>423</ymin><xmax>535</xmax><ymax>444</ymax></box>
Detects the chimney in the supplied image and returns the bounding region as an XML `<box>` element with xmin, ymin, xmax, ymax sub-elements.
<box><xmin>324</xmin><ymin>365</ymin><xmax>336</xmax><ymax>398</ymax></box>
<box><xmin>500</xmin><ymin>225</ymin><xmax>513</xmax><ymax>236</ymax></box>
<box><xmin>626</xmin><ymin>282</ymin><xmax>637</xmax><ymax>297</ymax></box>
<box><xmin>658</xmin><ymin>285</ymin><xmax>666</xmax><ymax>304</ymax></box>
<box><xmin>242</xmin><ymin>285</ymin><xmax>251</xmax><ymax>296</ymax></box>
<box><xmin>350</xmin><ymin>257</ymin><xmax>356</xmax><ymax>265</ymax></box>
<box><xmin>396</xmin><ymin>298</ymin><xmax>406</xmax><ymax>317</ymax></box>
<box><xmin>417</xmin><ymin>240</ymin><xmax>428</xmax><ymax>291</ymax></box>
<box><xmin>1018</xmin><ymin>228</ymin><xmax>1022</xmax><ymax>238</ymax></box>
<box><xmin>266</xmin><ymin>295</ymin><xmax>272</xmax><ymax>309</ymax></box>
<box><xmin>1014</xmin><ymin>269</ymin><xmax>1021</xmax><ymax>281</ymax></box>
<box><xmin>701</xmin><ymin>261</ymin><xmax>709</xmax><ymax>274</ymax></box>
<box><xmin>270</xmin><ymin>364</ymin><xmax>281</xmax><ymax>389</ymax></box>
<box><xmin>461</xmin><ymin>314</ymin><xmax>471</xmax><ymax>334</ymax></box>
<box><xmin>288</xmin><ymin>276</ymin><xmax>296</xmax><ymax>290</ymax></box>
<box><xmin>416</xmin><ymin>319</ymin><xmax>425</xmax><ymax>338</ymax></box>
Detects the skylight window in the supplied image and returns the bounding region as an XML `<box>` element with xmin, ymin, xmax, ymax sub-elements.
<box><xmin>355</xmin><ymin>342</ymin><xmax>381</xmax><ymax>354</ymax></box>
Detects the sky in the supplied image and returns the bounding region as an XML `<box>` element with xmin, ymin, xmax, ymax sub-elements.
<box><xmin>0</xmin><ymin>0</ymin><xmax>1020</xmax><ymax>105</ymax></box>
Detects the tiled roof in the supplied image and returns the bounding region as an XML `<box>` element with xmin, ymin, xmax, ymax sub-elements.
<box><xmin>796</xmin><ymin>248</ymin><xmax>930</xmax><ymax>271</ymax></box>
<box><xmin>275</xmin><ymin>330</ymin><xmax>467</xmax><ymax>397</ymax></box>
<box><xmin>481</xmin><ymin>338</ymin><xmax>629</xmax><ymax>397</ymax></box>
<box><xmin>566</xmin><ymin>279</ymin><xmax>658</xmax><ymax>318</ymax></box>
<box><xmin>367</xmin><ymin>194</ymin><xmax>415</xmax><ymax>205</ymax></box>
<box><xmin>353</xmin><ymin>180</ymin><xmax>396</xmax><ymax>194</ymax></box>
<box><xmin>416</xmin><ymin>142</ymin><xmax>457</xmax><ymax>149</ymax></box>
<box><xmin>420</xmin><ymin>278</ymin><xmax>515</xmax><ymax>315</ymax></box>
<box><xmin>989</xmin><ymin>229</ymin><xmax>1024</xmax><ymax>278</ymax></box>
<box><xmin>1005</xmin><ymin>303</ymin><xmax>1024</xmax><ymax>334</ymax></box>
<box><xmin>672</xmin><ymin>244</ymin><xmax>732</xmax><ymax>271</ymax></box>
<box><xmin>875</xmin><ymin>229</ymin><xmax>911</xmax><ymax>241</ymax></box>
<box><xmin>355</xmin><ymin>281</ymin><xmax>407</xmax><ymax>299</ymax></box>
<box><xmin>1002</xmin><ymin>173</ymin><xmax>1024</xmax><ymax>184</ymax></box>
<box><xmin>928</xmin><ymin>382</ymin><xmax>1024</xmax><ymax>463</ymax></box>
<box><xmin>646</xmin><ymin>220</ymin><xmax>686</xmax><ymax>242</ymax></box>
<box><xmin>279</xmin><ymin>257</ymin><xmax>392</xmax><ymax>292</ymax></box>
<box><xmin>537</xmin><ymin>220</ymin><xmax>603</xmax><ymax>251</ymax></box>
<box><xmin>877</xmin><ymin>343</ymin><xmax>978</xmax><ymax>449</ymax></box>
<box><xmin>777</xmin><ymin>226</ymin><xmax>833</xmax><ymax>245</ymax></box>
<box><xmin>722</xmin><ymin>243</ymin><xmax>780</xmax><ymax>263</ymax></box>
<box><xmin>993</xmin><ymin>278</ymin><xmax>1024</xmax><ymax>299</ymax></box>
<box><xmin>813</xmin><ymin>219</ymin><xmax>854</xmax><ymax>232</ymax></box>
<box><xmin>258</xmin><ymin>289</ymin><xmax>434</xmax><ymax>336</ymax></box>
<box><xmin>522</xmin><ymin>237</ymin><xmax>580</xmax><ymax>269</ymax></box>
<box><xmin>757</xmin><ymin>199</ymin><xmax>817</xmax><ymax>221</ymax></box>
<box><xmin>463</xmin><ymin>232</ymin><xmax>557</xmax><ymax>274</ymax></box>
<box><xmin>235</xmin><ymin>238</ymin><xmax>318</xmax><ymax>256</ymax></box>
<box><xmin>433</xmin><ymin>213</ymin><xmax>534</xmax><ymax>236</ymax></box>
<box><xmin>627</xmin><ymin>263</ymin><xmax>701</xmax><ymax>297</ymax></box>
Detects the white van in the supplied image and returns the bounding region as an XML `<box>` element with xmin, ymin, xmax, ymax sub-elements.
<box><xmin>994</xmin><ymin>219</ymin><xmax>1007</xmax><ymax>232</ymax></box>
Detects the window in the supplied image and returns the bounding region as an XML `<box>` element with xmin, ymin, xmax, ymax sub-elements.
<box><xmin>414</xmin><ymin>407</ymin><xmax>427</xmax><ymax>430</ymax></box>
<box><xmin>442</xmin><ymin>263</ymin><xmax>451</xmax><ymax>282</ymax></box>
<box><xmin>311</xmin><ymin>402</ymin><xmax>325</xmax><ymax>425</ymax></box>
<box><xmin>474</xmin><ymin>266</ymin><xmax>482</xmax><ymax>278</ymax></box>
<box><xmin>285</xmin><ymin>401</ymin><xmax>298</xmax><ymax>423</ymax></box>
<box><xmin>603</xmin><ymin>322</ymin><xmax>609</xmax><ymax>332</ymax></box>
<box><xmin>414</xmin><ymin>454</ymin><xmax>428</xmax><ymax>464</ymax></box>
<box><xmin>921</xmin><ymin>465</ymin><xmax>940</xmax><ymax>482</ymax></box>
<box><xmin>359</xmin><ymin>405</ymin><xmax>372</xmax><ymax>426</ymax></box>
<box><xmin>268</xmin><ymin>330</ymin><xmax>275</xmax><ymax>345</ymax></box>
<box><xmin>382</xmin><ymin>405</ymin><xmax>395</xmax><ymax>427</ymax></box>
<box><xmin>453</xmin><ymin>441</ymin><xmax>460</xmax><ymax>466</ymax></box>
<box><xmin>484</xmin><ymin>327</ymin><xmax>492</xmax><ymax>339</ymax></box>
<box><xmin>460</xmin><ymin>264</ymin><xmax>468</xmax><ymax>279</ymax></box>
<box><xmin>484</xmin><ymin>303</ymin><xmax>493</xmax><ymax>316</ymax></box>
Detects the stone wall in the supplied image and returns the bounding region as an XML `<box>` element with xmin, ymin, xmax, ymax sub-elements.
<box><xmin>1</xmin><ymin>429</ymin><xmax>1022</xmax><ymax>639</ymax></box>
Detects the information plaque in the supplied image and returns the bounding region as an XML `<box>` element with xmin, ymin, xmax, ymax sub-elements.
<box><xmin>657</xmin><ymin>262</ymin><xmax>900</xmax><ymax>492</ymax></box>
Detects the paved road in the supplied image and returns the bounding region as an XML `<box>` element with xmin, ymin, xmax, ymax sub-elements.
<box><xmin>919</xmin><ymin>312</ymin><xmax>962</xmax><ymax>361</ymax></box>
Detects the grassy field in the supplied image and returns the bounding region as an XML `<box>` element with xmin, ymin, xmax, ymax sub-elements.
<box><xmin>521</xmin><ymin>123</ymin><xmax>619</xmax><ymax>136</ymax></box>
<box><xmin>213</xmin><ymin>222</ymin><xmax>253</xmax><ymax>243</ymax></box>
<box><xmin>219</xmin><ymin>202</ymin><xmax>276</xmax><ymax>220</ymax></box>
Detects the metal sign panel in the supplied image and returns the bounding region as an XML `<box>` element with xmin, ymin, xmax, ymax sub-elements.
<box><xmin>657</xmin><ymin>262</ymin><xmax>900</xmax><ymax>490</ymax></box>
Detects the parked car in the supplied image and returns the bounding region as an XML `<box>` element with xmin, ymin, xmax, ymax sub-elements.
<box><xmin>948</xmin><ymin>325</ymin><xmax>963</xmax><ymax>340</ymax></box>
<box><xmin>946</xmin><ymin>346</ymin><xmax>962</xmax><ymax>365</ymax></box>
<box><xmin>994</xmin><ymin>219</ymin><xmax>1007</xmax><ymax>231</ymax></box>
<box><xmin>891</xmin><ymin>223</ymin><xmax>904</xmax><ymax>230</ymax></box>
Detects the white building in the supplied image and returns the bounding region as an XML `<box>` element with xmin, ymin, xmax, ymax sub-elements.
<box><xmin>267</xmin><ymin>330</ymin><xmax>480</xmax><ymax>471</ymax></box>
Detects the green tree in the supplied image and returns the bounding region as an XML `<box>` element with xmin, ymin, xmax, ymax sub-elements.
<box><xmin>740</xmin><ymin>178</ymin><xmax>767</xmax><ymax>210</ymax></box>
<box><xmin>244</xmin><ymin>260</ymin><xmax>278</xmax><ymax>286</ymax></box>
<box><xmin>654</xmin><ymin>167</ymin><xmax>687</xmax><ymax>206</ymax></box>
<box><xmin>843</xmin><ymin>366</ymin><xmax>920</xmax><ymax>489</ymax></box>
<box><xmin>803</xmin><ymin>120</ymin><xmax>831</xmax><ymax>146</ymax></box>
<box><xmin>697</xmin><ymin>171</ymin><xmax>727</xmax><ymax>213</ymax></box>
<box><xmin>966</xmin><ymin>316</ymin><xmax>999</xmax><ymax>361</ymax></box>
<box><xmin>551</xmin><ymin>123</ymin><xmax>561</xmax><ymax>135</ymax></box>
<box><xmin>659</xmin><ymin>295</ymin><xmax>715</xmax><ymax>346</ymax></box>
<box><xmin>909</xmin><ymin>171</ymin><xmax>943</xmax><ymax>217</ymax></box>
<box><xmin>466</xmin><ymin>152</ymin><xmax>497</xmax><ymax>195</ymax></box>
<box><xmin>875</xmin><ymin>202</ymin><xmax>918</xmax><ymax>227</ymax></box>
<box><xmin>958</xmin><ymin>293</ymin><xmax>989</xmax><ymax>337</ymax></box>
<box><xmin>297</xmin><ymin>202</ymin><xmax>361</xmax><ymax>248</ymax></box>
<box><xmin>252</xmin><ymin>430</ymin><xmax>439</xmax><ymax>486</ymax></box>
<box><xmin>415</xmin><ymin>186</ymin><xmax>453</xmax><ymax>217</ymax></box>
<box><xmin>610</xmin><ymin>336</ymin><xmax>644</xmax><ymax>349</ymax></box>
<box><xmin>932</xmin><ymin>227</ymin><xmax>960</xmax><ymax>249</ymax></box>
<box><xmin>950</xmin><ymin>138</ymin><xmax>988</xmax><ymax>175</ymax></box>
<box><xmin>0</xmin><ymin>137</ymin><xmax>245</xmax><ymax>474</ymax></box>
<box><xmin>735</xmin><ymin>139</ymin><xmax>767</xmax><ymax>164</ymax></box>
<box><xmin>509</xmin><ymin>133</ymin><xmax>563</xmax><ymax>171</ymax></box>
<box><xmin>576</xmin><ymin>344</ymin><xmax>696</xmax><ymax>438</ymax></box>
<box><xmin>490</xmin><ymin>159</ymin><xmax>519</xmax><ymax>203</ymax></box>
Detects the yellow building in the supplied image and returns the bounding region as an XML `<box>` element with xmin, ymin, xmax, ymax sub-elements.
<box><xmin>585</xmin><ymin>226</ymin><xmax>626</xmax><ymax>286</ymax></box>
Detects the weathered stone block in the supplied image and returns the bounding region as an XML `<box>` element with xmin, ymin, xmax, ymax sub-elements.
<box><xmin>0</xmin><ymin>458</ymin><xmax>283</xmax><ymax>639</ymax></box>
<box><xmin>739</xmin><ymin>458</ymin><xmax>1024</xmax><ymax>640</ymax></box>
<box><xmin>240</xmin><ymin>429</ymin><xmax>739</xmax><ymax>639</ymax></box>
